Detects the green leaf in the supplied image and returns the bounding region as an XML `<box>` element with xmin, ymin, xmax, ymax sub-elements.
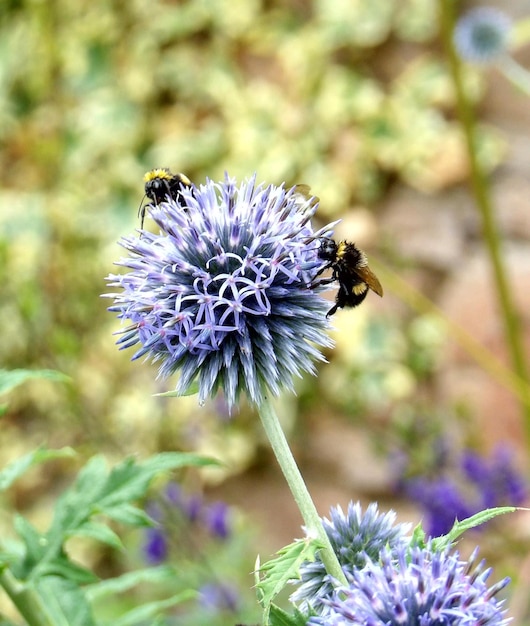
<box><xmin>37</xmin><ymin>556</ymin><xmax>99</xmax><ymax>585</ymax></box>
<box><xmin>0</xmin><ymin>447</ymin><xmax>76</xmax><ymax>492</ymax></box>
<box><xmin>72</xmin><ymin>521</ymin><xmax>124</xmax><ymax>551</ymax></box>
<box><xmin>154</xmin><ymin>380</ymin><xmax>199</xmax><ymax>397</ymax></box>
<box><xmin>15</xmin><ymin>452</ymin><xmax>218</xmax><ymax>582</ymax></box>
<box><xmin>109</xmin><ymin>590</ymin><xmax>196</xmax><ymax>626</ymax></box>
<box><xmin>269</xmin><ymin>603</ymin><xmax>311</xmax><ymax>626</ymax></box>
<box><xmin>85</xmin><ymin>565</ymin><xmax>175</xmax><ymax>600</ymax></box>
<box><xmin>14</xmin><ymin>515</ymin><xmax>46</xmax><ymax>570</ymax></box>
<box><xmin>96</xmin><ymin>453</ymin><xmax>218</xmax><ymax>510</ymax></box>
<box><xmin>0</xmin><ymin>369</ymin><xmax>70</xmax><ymax>395</ymax></box>
<box><xmin>431</xmin><ymin>506</ymin><xmax>519</xmax><ymax>552</ymax></box>
<box><xmin>100</xmin><ymin>503</ymin><xmax>152</xmax><ymax>526</ymax></box>
<box><xmin>35</xmin><ymin>576</ymin><xmax>96</xmax><ymax>626</ymax></box>
<box><xmin>409</xmin><ymin>522</ymin><xmax>427</xmax><ymax>549</ymax></box>
<box><xmin>256</xmin><ymin>537</ymin><xmax>323</xmax><ymax>619</ymax></box>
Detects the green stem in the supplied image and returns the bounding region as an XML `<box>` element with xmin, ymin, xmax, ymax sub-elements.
<box><xmin>440</xmin><ymin>0</ymin><xmax>530</xmax><ymax>441</ymax></box>
<box><xmin>0</xmin><ymin>568</ymin><xmax>53</xmax><ymax>626</ymax></box>
<box><xmin>258</xmin><ymin>396</ymin><xmax>347</xmax><ymax>585</ymax></box>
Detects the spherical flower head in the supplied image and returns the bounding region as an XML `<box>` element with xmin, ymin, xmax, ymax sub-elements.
<box><xmin>309</xmin><ymin>545</ymin><xmax>511</xmax><ymax>626</ymax></box>
<box><xmin>291</xmin><ymin>502</ymin><xmax>411</xmax><ymax>614</ymax></box>
<box><xmin>454</xmin><ymin>7</ymin><xmax>513</xmax><ymax>65</ymax></box>
<box><xmin>106</xmin><ymin>174</ymin><xmax>334</xmax><ymax>412</ymax></box>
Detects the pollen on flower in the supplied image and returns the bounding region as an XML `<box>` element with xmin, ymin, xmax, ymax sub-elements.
<box><xmin>105</xmin><ymin>174</ymin><xmax>335</xmax><ymax>411</ymax></box>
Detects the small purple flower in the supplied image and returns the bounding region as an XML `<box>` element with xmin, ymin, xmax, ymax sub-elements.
<box><xmin>400</xmin><ymin>445</ymin><xmax>526</xmax><ymax>537</ymax></box>
<box><xmin>405</xmin><ymin>476</ymin><xmax>474</xmax><ymax>538</ymax></box>
<box><xmin>462</xmin><ymin>446</ymin><xmax>526</xmax><ymax>509</ymax></box>
<box><xmin>291</xmin><ymin>502</ymin><xmax>410</xmax><ymax>614</ymax></box>
<box><xmin>143</xmin><ymin>527</ymin><xmax>168</xmax><ymax>564</ymax></box>
<box><xmin>198</xmin><ymin>581</ymin><xmax>239</xmax><ymax>613</ymax></box>
<box><xmin>204</xmin><ymin>501</ymin><xmax>231</xmax><ymax>540</ymax></box>
<box><xmin>308</xmin><ymin>545</ymin><xmax>511</xmax><ymax>626</ymax></box>
<box><xmin>454</xmin><ymin>7</ymin><xmax>513</xmax><ymax>65</ymax></box>
<box><xmin>105</xmin><ymin>174</ymin><xmax>334</xmax><ymax>411</ymax></box>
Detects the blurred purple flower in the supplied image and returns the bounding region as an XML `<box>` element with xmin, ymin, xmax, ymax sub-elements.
<box><xmin>204</xmin><ymin>501</ymin><xmax>231</xmax><ymax>540</ymax></box>
<box><xmin>142</xmin><ymin>484</ymin><xmax>234</xmax><ymax>563</ymax></box>
<box><xmin>404</xmin><ymin>476</ymin><xmax>474</xmax><ymax>538</ymax></box>
<box><xmin>199</xmin><ymin>581</ymin><xmax>239</xmax><ymax>613</ymax></box>
<box><xmin>143</xmin><ymin>527</ymin><xmax>168</xmax><ymax>565</ymax></box>
<box><xmin>399</xmin><ymin>444</ymin><xmax>526</xmax><ymax>537</ymax></box>
<box><xmin>454</xmin><ymin>7</ymin><xmax>512</xmax><ymax>65</ymax></box>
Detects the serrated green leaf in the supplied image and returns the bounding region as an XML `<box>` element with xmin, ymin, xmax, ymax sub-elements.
<box><xmin>72</xmin><ymin>521</ymin><xmax>124</xmax><ymax>551</ymax></box>
<box><xmin>35</xmin><ymin>576</ymin><xmax>96</xmax><ymax>626</ymax></box>
<box><xmin>256</xmin><ymin>538</ymin><xmax>323</xmax><ymax>618</ymax></box>
<box><xmin>100</xmin><ymin>503</ymin><xmax>152</xmax><ymax>526</ymax></box>
<box><xmin>410</xmin><ymin>522</ymin><xmax>427</xmax><ymax>549</ymax></box>
<box><xmin>0</xmin><ymin>369</ymin><xmax>70</xmax><ymax>395</ymax></box>
<box><xmin>269</xmin><ymin>603</ymin><xmax>312</xmax><ymax>626</ymax></box>
<box><xmin>85</xmin><ymin>565</ymin><xmax>175</xmax><ymax>600</ymax></box>
<box><xmin>0</xmin><ymin>447</ymin><xmax>76</xmax><ymax>492</ymax></box>
<box><xmin>37</xmin><ymin>556</ymin><xmax>98</xmax><ymax>585</ymax></box>
<box><xmin>431</xmin><ymin>506</ymin><xmax>518</xmax><ymax>551</ymax></box>
<box><xmin>96</xmin><ymin>453</ymin><xmax>218</xmax><ymax>510</ymax></box>
<box><xmin>14</xmin><ymin>515</ymin><xmax>46</xmax><ymax>573</ymax></box>
<box><xmin>109</xmin><ymin>590</ymin><xmax>196</xmax><ymax>626</ymax></box>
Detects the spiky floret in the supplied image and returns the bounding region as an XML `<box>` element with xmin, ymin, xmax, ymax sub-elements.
<box><xmin>291</xmin><ymin>502</ymin><xmax>410</xmax><ymax>614</ymax></box>
<box><xmin>308</xmin><ymin>544</ymin><xmax>511</xmax><ymax>626</ymax></box>
<box><xmin>106</xmin><ymin>174</ymin><xmax>334</xmax><ymax>411</ymax></box>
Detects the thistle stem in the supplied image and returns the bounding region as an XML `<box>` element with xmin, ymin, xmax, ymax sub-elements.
<box><xmin>0</xmin><ymin>568</ymin><xmax>53</xmax><ymax>626</ymax></box>
<box><xmin>258</xmin><ymin>396</ymin><xmax>347</xmax><ymax>585</ymax></box>
<box><xmin>440</xmin><ymin>0</ymin><xmax>530</xmax><ymax>441</ymax></box>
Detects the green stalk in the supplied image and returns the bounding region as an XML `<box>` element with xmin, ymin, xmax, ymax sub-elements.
<box><xmin>0</xmin><ymin>569</ymin><xmax>53</xmax><ymax>626</ymax></box>
<box><xmin>439</xmin><ymin>0</ymin><xmax>530</xmax><ymax>439</ymax></box>
<box><xmin>258</xmin><ymin>396</ymin><xmax>347</xmax><ymax>585</ymax></box>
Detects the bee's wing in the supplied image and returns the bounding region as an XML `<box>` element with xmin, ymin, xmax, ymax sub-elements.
<box><xmin>291</xmin><ymin>184</ymin><xmax>319</xmax><ymax>214</ymax></box>
<box><xmin>354</xmin><ymin>264</ymin><xmax>383</xmax><ymax>297</ymax></box>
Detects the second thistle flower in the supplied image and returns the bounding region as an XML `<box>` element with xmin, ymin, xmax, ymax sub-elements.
<box><xmin>106</xmin><ymin>175</ymin><xmax>335</xmax><ymax>411</ymax></box>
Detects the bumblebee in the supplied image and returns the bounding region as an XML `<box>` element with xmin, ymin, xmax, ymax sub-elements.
<box><xmin>316</xmin><ymin>238</ymin><xmax>383</xmax><ymax>317</ymax></box>
<box><xmin>139</xmin><ymin>168</ymin><xmax>193</xmax><ymax>229</ymax></box>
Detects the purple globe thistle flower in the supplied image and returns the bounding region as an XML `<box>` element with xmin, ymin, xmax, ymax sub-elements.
<box><xmin>454</xmin><ymin>7</ymin><xmax>513</xmax><ymax>65</ymax></box>
<box><xmin>309</xmin><ymin>545</ymin><xmax>511</xmax><ymax>626</ymax></box>
<box><xmin>105</xmin><ymin>174</ymin><xmax>334</xmax><ymax>412</ymax></box>
<box><xmin>291</xmin><ymin>502</ymin><xmax>411</xmax><ymax>614</ymax></box>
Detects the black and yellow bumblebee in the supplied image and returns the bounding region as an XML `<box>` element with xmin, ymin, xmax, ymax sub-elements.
<box><xmin>139</xmin><ymin>168</ymin><xmax>193</xmax><ymax>230</ymax></box>
<box><xmin>316</xmin><ymin>238</ymin><xmax>383</xmax><ymax>317</ymax></box>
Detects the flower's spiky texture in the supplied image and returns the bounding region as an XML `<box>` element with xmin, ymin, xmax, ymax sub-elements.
<box><xmin>309</xmin><ymin>545</ymin><xmax>511</xmax><ymax>626</ymax></box>
<box><xmin>106</xmin><ymin>175</ymin><xmax>334</xmax><ymax>411</ymax></box>
<box><xmin>454</xmin><ymin>7</ymin><xmax>512</xmax><ymax>65</ymax></box>
<box><xmin>291</xmin><ymin>502</ymin><xmax>410</xmax><ymax>614</ymax></box>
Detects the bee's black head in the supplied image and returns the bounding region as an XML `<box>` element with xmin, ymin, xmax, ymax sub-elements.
<box><xmin>145</xmin><ymin>178</ymin><xmax>170</xmax><ymax>204</ymax></box>
<box><xmin>317</xmin><ymin>237</ymin><xmax>338</xmax><ymax>262</ymax></box>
